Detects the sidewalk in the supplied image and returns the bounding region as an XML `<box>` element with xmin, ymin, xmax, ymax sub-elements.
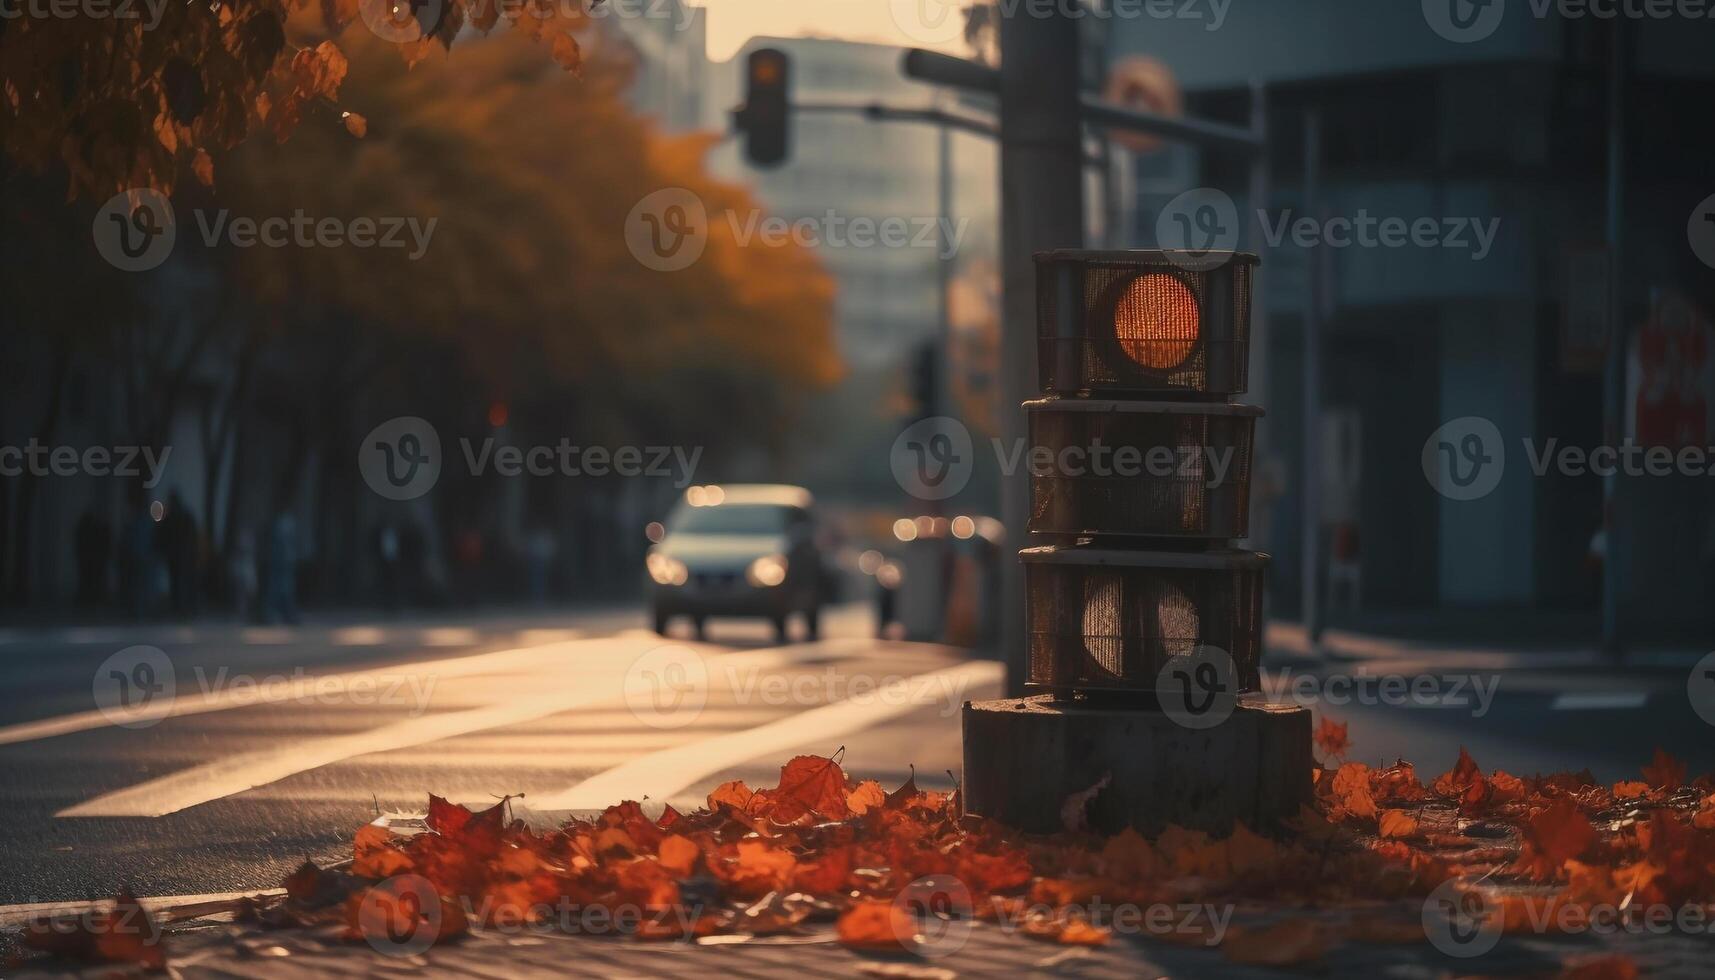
<box><xmin>3</xmin><ymin>892</ymin><xmax>1702</xmax><ymax>978</ymax></box>
<box><xmin>1265</xmin><ymin>619</ymin><xmax>1708</xmax><ymax>674</ymax></box>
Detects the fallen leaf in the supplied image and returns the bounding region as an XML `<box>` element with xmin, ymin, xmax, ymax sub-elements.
<box><xmin>1313</xmin><ymin>717</ymin><xmax>1350</xmax><ymax>759</ymax></box>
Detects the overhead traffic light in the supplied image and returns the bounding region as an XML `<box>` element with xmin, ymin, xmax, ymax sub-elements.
<box><xmin>737</xmin><ymin>48</ymin><xmax>791</xmax><ymax>168</ymax></box>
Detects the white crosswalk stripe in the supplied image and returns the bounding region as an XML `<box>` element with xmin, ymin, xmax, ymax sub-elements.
<box><xmin>43</xmin><ymin>627</ymin><xmax>982</xmax><ymax>820</ymax></box>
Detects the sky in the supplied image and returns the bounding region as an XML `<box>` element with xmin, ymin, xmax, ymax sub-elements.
<box><xmin>694</xmin><ymin>0</ymin><xmax>969</xmax><ymax>61</ymax></box>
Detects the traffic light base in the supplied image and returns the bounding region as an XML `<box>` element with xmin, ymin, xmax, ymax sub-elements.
<box><xmin>961</xmin><ymin>694</ymin><xmax>1311</xmax><ymax>836</ymax></box>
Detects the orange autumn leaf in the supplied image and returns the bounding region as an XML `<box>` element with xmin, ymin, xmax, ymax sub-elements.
<box><xmin>192</xmin><ymin>148</ymin><xmax>215</xmax><ymax>186</ymax></box>
<box><xmin>1332</xmin><ymin>762</ymin><xmax>1378</xmax><ymax>820</ymax></box>
<box><xmin>1613</xmin><ymin>780</ymin><xmax>1651</xmax><ymax>800</ymax></box>
<box><xmin>835</xmin><ymin>900</ymin><xmax>913</xmax><ymax>951</ymax></box>
<box><xmin>1524</xmin><ymin>797</ymin><xmax>1597</xmax><ymax>867</ymax></box>
<box><xmin>1378</xmin><ymin>809</ymin><xmax>1420</xmax><ymax>839</ymax></box>
<box><xmin>342</xmin><ymin>111</ymin><xmax>369</xmax><ymax>139</ymax></box>
<box><xmin>1433</xmin><ymin>747</ymin><xmax>1484</xmax><ymax>797</ymax></box>
<box><xmin>847</xmin><ymin>779</ymin><xmax>886</xmax><ymax>815</ymax></box>
<box><xmin>756</xmin><ymin>754</ymin><xmax>850</xmax><ymax>823</ymax></box>
<box><xmin>657</xmin><ymin>834</ymin><xmax>700</xmax><ymax>877</ymax></box>
<box><xmin>550</xmin><ymin>32</ymin><xmax>583</xmax><ymax>74</ymax></box>
<box><xmin>1489</xmin><ymin>770</ymin><xmax>1526</xmax><ymax>804</ymax></box>
<box><xmin>1641</xmin><ymin>748</ymin><xmax>1686</xmax><ymax>790</ymax></box>
<box><xmin>1313</xmin><ymin>717</ymin><xmax>1350</xmax><ymax>759</ymax></box>
<box><xmin>708</xmin><ymin>780</ymin><xmax>755</xmax><ymax>812</ymax></box>
<box><xmin>1056</xmin><ymin>919</ymin><xmax>1112</xmax><ymax>946</ymax></box>
<box><xmin>1693</xmin><ymin>794</ymin><xmax>1715</xmax><ymax>831</ymax></box>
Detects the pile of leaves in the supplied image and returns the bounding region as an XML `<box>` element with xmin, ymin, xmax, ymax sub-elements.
<box><xmin>13</xmin><ymin>735</ymin><xmax>1715</xmax><ymax>975</ymax></box>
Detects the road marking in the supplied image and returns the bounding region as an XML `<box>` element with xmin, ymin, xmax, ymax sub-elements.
<box><xmin>0</xmin><ymin>890</ymin><xmax>285</xmax><ymax>929</ymax></box>
<box><xmin>1551</xmin><ymin>692</ymin><xmax>1649</xmax><ymax>710</ymax></box>
<box><xmin>532</xmin><ymin>659</ymin><xmax>1001</xmax><ymax>812</ymax></box>
<box><xmin>55</xmin><ymin>639</ymin><xmax>871</xmax><ymax>818</ymax></box>
<box><xmin>0</xmin><ymin>636</ymin><xmax>618</xmax><ymax>748</ymax></box>
<box><xmin>420</xmin><ymin>627</ymin><xmax>481</xmax><ymax>646</ymax></box>
<box><xmin>330</xmin><ymin>626</ymin><xmax>389</xmax><ymax>645</ymax></box>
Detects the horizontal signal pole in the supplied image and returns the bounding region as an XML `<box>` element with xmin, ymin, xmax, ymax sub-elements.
<box><xmin>903</xmin><ymin>49</ymin><xmax>1265</xmax><ymax>156</ymax></box>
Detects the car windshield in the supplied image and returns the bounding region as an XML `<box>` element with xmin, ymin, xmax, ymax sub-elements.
<box><xmin>668</xmin><ymin>504</ymin><xmax>795</xmax><ymax>536</ymax></box>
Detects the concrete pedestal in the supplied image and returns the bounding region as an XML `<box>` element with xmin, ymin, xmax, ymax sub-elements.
<box><xmin>962</xmin><ymin>695</ymin><xmax>1312</xmax><ymax>835</ymax></box>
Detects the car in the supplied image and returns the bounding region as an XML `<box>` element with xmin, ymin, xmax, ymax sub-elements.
<box><xmin>646</xmin><ymin>485</ymin><xmax>827</xmax><ymax>643</ymax></box>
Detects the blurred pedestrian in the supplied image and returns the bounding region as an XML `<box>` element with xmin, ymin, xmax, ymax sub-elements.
<box><xmin>525</xmin><ymin>525</ymin><xmax>558</xmax><ymax>603</ymax></box>
<box><xmin>74</xmin><ymin>506</ymin><xmax>112</xmax><ymax>605</ymax></box>
<box><xmin>373</xmin><ymin>521</ymin><xmax>402</xmax><ymax>611</ymax></box>
<box><xmin>120</xmin><ymin>493</ymin><xmax>158</xmax><ymax>618</ymax></box>
<box><xmin>229</xmin><ymin>529</ymin><xmax>258</xmax><ymax>622</ymax></box>
<box><xmin>263</xmin><ymin>511</ymin><xmax>301</xmax><ymax>625</ymax></box>
<box><xmin>158</xmin><ymin>490</ymin><xmax>201</xmax><ymax>616</ymax></box>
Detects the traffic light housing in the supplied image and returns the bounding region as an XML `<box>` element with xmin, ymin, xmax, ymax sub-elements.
<box><xmin>738</xmin><ymin>48</ymin><xmax>791</xmax><ymax>168</ymax></box>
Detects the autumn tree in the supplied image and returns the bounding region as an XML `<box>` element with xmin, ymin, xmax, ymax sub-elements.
<box><xmin>0</xmin><ymin>0</ymin><xmax>589</xmax><ymax>197</ymax></box>
<box><xmin>146</xmin><ymin>23</ymin><xmax>840</xmax><ymax>592</ymax></box>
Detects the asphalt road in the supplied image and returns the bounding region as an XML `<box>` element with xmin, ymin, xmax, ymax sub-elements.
<box><xmin>0</xmin><ymin>604</ymin><xmax>998</xmax><ymax>906</ymax></box>
<box><xmin>0</xmin><ymin>606</ymin><xmax>1707</xmax><ymax>908</ymax></box>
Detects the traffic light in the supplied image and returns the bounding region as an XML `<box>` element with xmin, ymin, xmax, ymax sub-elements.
<box><xmin>737</xmin><ymin>48</ymin><xmax>790</xmax><ymax>168</ymax></box>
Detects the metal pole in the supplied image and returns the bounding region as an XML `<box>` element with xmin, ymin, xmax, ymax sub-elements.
<box><xmin>998</xmin><ymin>9</ymin><xmax>1084</xmax><ymax>696</ymax></box>
<box><xmin>1600</xmin><ymin>23</ymin><xmax>1629</xmax><ymax>660</ymax></box>
<box><xmin>1300</xmin><ymin>109</ymin><xmax>1324</xmax><ymax>648</ymax></box>
<box><xmin>1246</xmin><ymin>81</ymin><xmax>1271</xmax><ymax>549</ymax></box>
<box><xmin>937</xmin><ymin>97</ymin><xmax>953</xmax><ymax>422</ymax></box>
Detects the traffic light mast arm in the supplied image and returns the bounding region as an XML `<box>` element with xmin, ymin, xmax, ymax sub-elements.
<box><xmin>901</xmin><ymin>48</ymin><xmax>1265</xmax><ymax>157</ymax></box>
<box><xmin>789</xmin><ymin>102</ymin><xmax>999</xmax><ymax>141</ymax></box>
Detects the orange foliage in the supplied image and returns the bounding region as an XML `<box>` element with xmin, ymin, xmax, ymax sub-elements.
<box><xmin>0</xmin><ymin>0</ymin><xmax>591</xmax><ymax>196</ymax></box>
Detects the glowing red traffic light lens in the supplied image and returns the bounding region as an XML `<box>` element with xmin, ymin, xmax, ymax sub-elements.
<box><xmin>1113</xmin><ymin>272</ymin><xmax>1200</xmax><ymax>370</ymax></box>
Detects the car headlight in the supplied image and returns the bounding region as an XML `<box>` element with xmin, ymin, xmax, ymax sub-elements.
<box><xmin>746</xmin><ymin>555</ymin><xmax>788</xmax><ymax>588</ymax></box>
<box><xmin>647</xmin><ymin>553</ymin><xmax>688</xmax><ymax>586</ymax></box>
